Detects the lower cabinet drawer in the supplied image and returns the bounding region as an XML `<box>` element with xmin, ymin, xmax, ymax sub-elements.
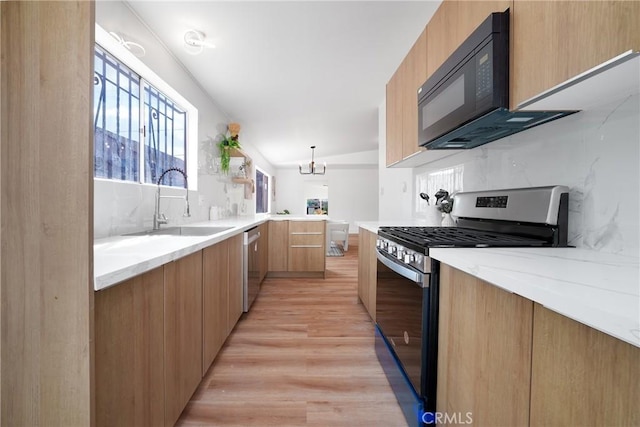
<box><xmin>288</xmin><ymin>246</ymin><xmax>325</xmax><ymax>272</ymax></box>
<box><xmin>289</xmin><ymin>233</ymin><xmax>324</xmax><ymax>247</ymax></box>
<box><xmin>289</xmin><ymin>221</ymin><xmax>325</xmax><ymax>234</ymax></box>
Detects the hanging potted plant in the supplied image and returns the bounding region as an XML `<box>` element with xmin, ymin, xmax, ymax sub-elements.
<box><xmin>218</xmin><ymin>122</ymin><xmax>241</xmax><ymax>174</ymax></box>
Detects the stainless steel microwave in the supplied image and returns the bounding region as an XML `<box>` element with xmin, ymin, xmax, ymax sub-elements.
<box><xmin>418</xmin><ymin>10</ymin><xmax>576</xmax><ymax>150</ymax></box>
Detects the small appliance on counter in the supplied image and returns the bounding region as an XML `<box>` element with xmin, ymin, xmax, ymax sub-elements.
<box><xmin>375</xmin><ymin>185</ymin><xmax>569</xmax><ymax>426</ymax></box>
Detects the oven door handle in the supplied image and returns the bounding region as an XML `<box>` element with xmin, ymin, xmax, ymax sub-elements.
<box><xmin>376</xmin><ymin>249</ymin><xmax>427</xmax><ymax>287</ymax></box>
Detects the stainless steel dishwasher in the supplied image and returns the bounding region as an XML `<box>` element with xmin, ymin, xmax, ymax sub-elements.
<box><xmin>243</xmin><ymin>226</ymin><xmax>261</xmax><ymax>312</ymax></box>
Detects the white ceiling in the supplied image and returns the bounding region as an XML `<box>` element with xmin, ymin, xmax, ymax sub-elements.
<box><xmin>124</xmin><ymin>1</ymin><xmax>440</xmax><ymax>167</ymax></box>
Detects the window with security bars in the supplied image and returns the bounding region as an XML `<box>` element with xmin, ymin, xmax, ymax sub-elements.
<box><xmin>144</xmin><ymin>85</ymin><xmax>186</xmax><ymax>187</ymax></box>
<box><xmin>93</xmin><ymin>45</ymin><xmax>186</xmax><ymax>188</ymax></box>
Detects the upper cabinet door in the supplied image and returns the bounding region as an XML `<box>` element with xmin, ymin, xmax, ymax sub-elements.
<box><xmin>426</xmin><ymin>0</ymin><xmax>512</xmax><ymax>78</ymax></box>
<box><xmin>402</xmin><ymin>28</ymin><xmax>428</xmax><ymax>160</ymax></box>
<box><xmin>386</xmin><ymin>27</ymin><xmax>427</xmax><ymax>167</ymax></box>
<box><xmin>511</xmin><ymin>0</ymin><xmax>640</xmax><ymax>108</ymax></box>
<box><xmin>426</xmin><ymin>0</ymin><xmax>459</xmax><ymax>79</ymax></box>
<box><xmin>385</xmin><ymin>66</ymin><xmax>404</xmax><ymax>166</ymax></box>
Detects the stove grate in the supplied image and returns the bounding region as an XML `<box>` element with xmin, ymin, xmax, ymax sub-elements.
<box><xmin>379</xmin><ymin>226</ymin><xmax>547</xmax><ymax>248</ymax></box>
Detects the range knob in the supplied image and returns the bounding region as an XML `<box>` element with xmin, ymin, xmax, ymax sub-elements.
<box><xmin>376</xmin><ymin>239</ymin><xmax>383</xmax><ymax>248</ymax></box>
<box><xmin>389</xmin><ymin>244</ymin><xmax>397</xmax><ymax>255</ymax></box>
<box><xmin>414</xmin><ymin>253</ymin><xmax>424</xmax><ymax>267</ymax></box>
<box><xmin>396</xmin><ymin>246</ymin><xmax>404</xmax><ymax>260</ymax></box>
<box><xmin>404</xmin><ymin>251</ymin><xmax>414</xmax><ymax>264</ymax></box>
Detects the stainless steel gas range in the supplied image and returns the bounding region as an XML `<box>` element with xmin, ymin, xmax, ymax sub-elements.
<box><xmin>374</xmin><ymin>186</ymin><xmax>569</xmax><ymax>426</ymax></box>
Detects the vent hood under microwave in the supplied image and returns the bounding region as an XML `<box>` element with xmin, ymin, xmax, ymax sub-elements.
<box><xmin>418</xmin><ymin>10</ymin><xmax>578</xmax><ymax>150</ymax></box>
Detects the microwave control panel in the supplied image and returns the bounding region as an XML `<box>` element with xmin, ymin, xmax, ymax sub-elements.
<box><xmin>475</xmin><ymin>41</ymin><xmax>493</xmax><ymax>100</ymax></box>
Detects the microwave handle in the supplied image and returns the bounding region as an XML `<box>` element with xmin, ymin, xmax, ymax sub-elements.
<box><xmin>376</xmin><ymin>249</ymin><xmax>427</xmax><ymax>287</ymax></box>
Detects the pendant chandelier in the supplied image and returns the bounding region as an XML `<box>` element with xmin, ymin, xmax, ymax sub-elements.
<box><xmin>299</xmin><ymin>145</ymin><xmax>326</xmax><ymax>175</ymax></box>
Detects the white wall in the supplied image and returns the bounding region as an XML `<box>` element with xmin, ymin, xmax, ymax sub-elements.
<box><xmin>94</xmin><ymin>1</ymin><xmax>275</xmax><ymax>238</ymax></box>
<box><xmin>379</xmin><ymin>93</ymin><xmax>640</xmax><ymax>257</ymax></box>
<box><xmin>275</xmin><ymin>166</ymin><xmax>379</xmax><ymax>233</ymax></box>
<box><xmin>377</xmin><ymin>99</ymin><xmax>414</xmax><ymax>221</ymax></box>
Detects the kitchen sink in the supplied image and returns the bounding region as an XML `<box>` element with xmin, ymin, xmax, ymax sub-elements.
<box><xmin>124</xmin><ymin>226</ymin><xmax>233</xmax><ymax>237</ymax></box>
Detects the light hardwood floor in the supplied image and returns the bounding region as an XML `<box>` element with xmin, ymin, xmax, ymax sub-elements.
<box><xmin>176</xmin><ymin>238</ymin><xmax>407</xmax><ymax>427</ymax></box>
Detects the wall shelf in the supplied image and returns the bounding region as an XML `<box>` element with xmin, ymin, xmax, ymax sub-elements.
<box><xmin>224</xmin><ymin>148</ymin><xmax>255</xmax><ymax>198</ymax></box>
<box><xmin>232</xmin><ymin>177</ymin><xmax>253</xmax><ymax>185</ymax></box>
<box><xmin>228</xmin><ymin>147</ymin><xmax>249</xmax><ymax>159</ymax></box>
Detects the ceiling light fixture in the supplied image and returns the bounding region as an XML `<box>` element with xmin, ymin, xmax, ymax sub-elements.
<box><xmin>299</xmin><ymin>146</ymin><xmax>326</xmax><ymax>175</ymax></box>
<box><xmin>109</xmin><ymin>32</ymin><xmax>146</xmax><ymax>57</ymax></box>
<box><xmin>183</xmin><ymin>29</ymin><xmax>215</xmax><ymax>55</ymax></box>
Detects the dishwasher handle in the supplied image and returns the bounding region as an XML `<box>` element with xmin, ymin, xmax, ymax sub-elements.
<box><xmin>244</xmin><ymin>229</ymin><xmax>261</xmax><ymax>245</ymax></box>
<box><xmin>248</xmin><ymin>231</ymin><xmax>260</xmax><ymax>245</ymax></box>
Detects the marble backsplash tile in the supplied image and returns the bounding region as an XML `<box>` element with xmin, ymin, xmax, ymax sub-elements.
<box><xmin>94</xmin><ymin>164</ymin><xmax>249</xmax><ymax>239</ymax></box>
<box><xmin>414</xmin><ymin>94</ymin><xmax>639</xmax><ymax>257</ymax></box>
<box><xmin>94</xmin><ymin>131</ymin><xmax>255</xmax><ymax>239</ymax></box>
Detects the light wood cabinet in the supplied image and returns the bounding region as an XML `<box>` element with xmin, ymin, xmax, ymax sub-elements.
<box><xmin>437</xmin><ymin>265</ymin><xmax>533</xmax><ymax>426</ymax></box>
<box><xmin>95</xmin><ymin>267</ymin><xmax>165</xmax><ymax>427</ymax></box>
<box><xmin>386</xmin><ymin>0</ymin><xmax>638</xmax><ymax>164</ymax></box>
<box><xmin>164</xmin><ymin>251</ymin><xmax>203</xmax><ymax>427</ymax></box>
<box><xmin>227</xmin><ymin>234</ymin><xmax>244</xmax><ymax>333</ymax></box>
<box><xmin>426</xmin><ymin>0</ymin><xmax>511</xmax><ymax>78</ymax></box>
<box><xmin>425</xmin><ymin>0</ymin><xmax>457</xmax><ymax>79</ymax></box>
<box><xmin>386</xmin><ymin>27</ymin><xmax>427</xmax><ymax>167</ymax></box>
<box><xmin>438</xmin><ymin>264</ymin><xmax>640</xmax><ymax>425</ymax></box>
<box><xmin>268</xmin><ymin>220</ymin><xmax>289</xmax><ymax>271</ymax></box>
<box><xmin>268</xmin><ymin>220</ymin><xmax>326</xmax><ymax>276</ymax></box>
<box><xmin>202</xmin><ymin>241</ymin><xmax>229</xmax><ymax>374</ymax></box>
<box><xmin>258</xmin><ymin>222</ymin><xmax>269</xmax><ymax>283</ymax></box>
<box><xmin>386</xmin><ymin>66</ymin><xmax>404</xmax><ymax>166</ymax></box>
<box><xmin>1</xmin><ymin>3</ymin><xmax>94</xmax><ymax>425</ymax></box>
<box><xmin>202</xmin><ymin>234</ymin><xmax>244</xmax><ymax>375</ymax></box>
<box><xmin>530</xmin><ymin>304</ymin><xmax>640</xmax><ymax>426</ymax></box>
<box><xmin>357</xmin><ymin>228</ymin><xmax>377</xmax><ymax>321</ymax></box>
<box><xmin>401</xmin><ymin>28</ymin><xmax>428</xmax><ymax>162</ymax></box>
<box><xmin>511</xmin><ymin>0</ymin><xmax>640</xmax><ymax>108</ymax></box>
<box><xmin>288</xmin><ymin>221</ymin><xmax>326</xmax><ymax>273</ymax></box>
<box><xmin>95</xmin><ymin>234</ymin><xmax>247</xmax><ymax>427</ymax></box>
<box><xmin>386</xmin><ymin>1</ymin><xmax>510</xmax><ymax>167</ymax></box>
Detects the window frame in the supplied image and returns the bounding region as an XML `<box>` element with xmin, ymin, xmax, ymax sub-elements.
<box><xmin>95</xmin><ymin>24</ymin><xmax>198</xmax><ymax>190</ymax></box>
<box><xmin>93</xmin><ymin>45</ymin><xmax>142</xmax><ymax>183</ymax></box>
<box><xmin>255</xmin><ymin>166</ymin><xmax>270</xmax><ymax>214</ymax></box>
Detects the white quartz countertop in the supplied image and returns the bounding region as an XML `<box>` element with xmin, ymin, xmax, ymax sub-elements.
<box><xmin>268</xmin><ymin>215</ymin><xmax>328</xmax><ymax>221</ymax></box>
<box><xmin>94</xmin><ymin>214</ymin><xmax>330</xmax><ymax>291</ymax></box>
<box><xmin>94</xmin><ymin>217</ymin><xmax>267</xmax><ymax>291</ymax></box>
<box><xmin>358</xmin><ymin>223</ymin><xmax>640</xmax><ymax>348</ymax></box>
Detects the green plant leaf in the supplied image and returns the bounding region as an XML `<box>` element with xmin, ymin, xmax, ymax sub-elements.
<box><xmin>217</xmin><ymin>134</ymin><xmax>241</xmax><ymax>174</ymax></box>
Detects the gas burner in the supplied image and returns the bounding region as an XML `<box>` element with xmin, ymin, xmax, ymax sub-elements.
<box><xmin>379</xmin><ymin>226</ymin><xmax>547</xmax><ymax>251</ymax></box>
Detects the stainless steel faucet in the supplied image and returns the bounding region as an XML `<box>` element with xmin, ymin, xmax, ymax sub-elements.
<box><xmin>153</xmin><ymin>167</ymin><xmax>191</xmax><ymax>230</ymax></box>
